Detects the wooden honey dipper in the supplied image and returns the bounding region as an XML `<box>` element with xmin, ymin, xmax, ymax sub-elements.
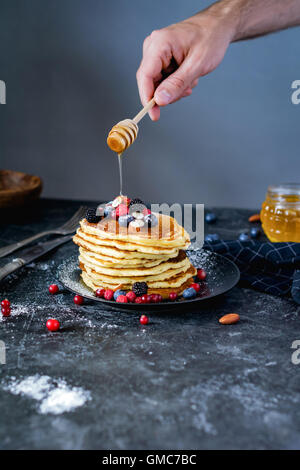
<box><xmin>107</xmin><ymin>98</ymin><xmax>156</xmax><ymax>153</ymax></box>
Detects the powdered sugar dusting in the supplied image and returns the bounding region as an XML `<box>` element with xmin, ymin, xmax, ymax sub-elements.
<box><xmin>0</xmin><ymin>303</ymin><xmax>30</xmax><ymax>322</ymax></box>
<box><xmin>3</xmin><ymin>375</ymin><xmax>91</xmax><ymax>415</ymax></box>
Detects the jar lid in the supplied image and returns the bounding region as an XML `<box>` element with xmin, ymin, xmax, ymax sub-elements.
<box><xmin>268</xmin><ymin>183</ymin><xmax>300</xmax><ymax>196</ymax></box>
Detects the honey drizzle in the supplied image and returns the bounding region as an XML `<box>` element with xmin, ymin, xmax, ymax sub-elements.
<box><xmin>118</xmin><ymin>153</ymin><xmax>123</xmax><ymax>196</ymax></box>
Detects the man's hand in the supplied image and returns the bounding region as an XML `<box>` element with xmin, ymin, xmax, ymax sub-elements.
<box><xmin>136</xmin><ymin>6</ymin><xmax>236</xmax><ymax>120</ymax></box>
<box><xmin>137</xmin><ymin>0</ymin><xmax>300</xmax><ymax>121</ymax></box>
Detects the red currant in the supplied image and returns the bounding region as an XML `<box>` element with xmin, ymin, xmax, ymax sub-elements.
<box><xmin>46</xmin><ymin>319</ymin><xmax>60</xmax><ymax>332</ymax></box>
<box><xmin>95</xmin><ymin>288</ymin><xmax>105</xmax><ymax>298</ymax></box>
<box><xmin>116</xmin><ymin>204</ymin><xmax>128</xmax><ymax>218</ymax></box>
<box><xmin>197</xmin><ymin>269</ymin><xmax>207</xmax><ymax>281</ymax></box>
<box><xmin>116</xmin><ymin>295</ymin><xmax>128</xmax><ymax>303</ymax></box>
<box><xmin>74</xmin><ymin>294</ymin><xmax>84</xmax><ymax>305</ymax></box>
<box><xmin>1</xmin><ymin>306</ymin><xmax>11</xmax><ymax>317</ymax></box>
<box><xmin>169</xmin><ymin>292</ymin><xmax>178</xmax><ymax>301</ymax></box>
<box><xmin>104</xmin><ymin>289</ymin><xmax>114</xmax><ymax>301</ymax></box>
<box><xmin>49</xmin><ymin>284</ymin><xmax>59</xmax><ymax>294</ymax></box>
<box><xmin>156</xmin><ymin>294</ymin><xmax>163</xmax><ymax>303</ymax></box>
<box><xmin>140</xmin><ymin>315</ymin><xmax>149</xmax><ymax>325</ymax></box>
<box><xmin>190</xmin><ymin>283</ymin><xmax>201</xmax><ymax>292</ymax></box>
<box><xmin>1</xmin><ymin>299</ymin><xmax>10</xmax><ymax>308</ymax></box>
<box><xmin>126</xmin><ymin>291</ymin><xmax>136</xmax><ymax>303</ymax></box>
<box><xmin>149</xmin><ymin>294</ymin><xmax>159</xmax><ymax>303</ymax></box>
<box><xmin>141</xmin><ymin>294</ymin><xmax>151</xmax><ymax>304</ymax></box>
<box><xmin>135</xmin><ymin>296</ymin><xmax>143</xmax><ymax>304</ymax></box>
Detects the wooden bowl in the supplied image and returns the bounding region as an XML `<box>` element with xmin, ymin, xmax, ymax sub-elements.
<box><xmin>0</xmin><ymin>170</ymin><xmax>42</xmax><ymax>208</ymax></box>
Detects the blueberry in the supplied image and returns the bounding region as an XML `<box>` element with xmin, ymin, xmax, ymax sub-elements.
<box><xmin>113</xmin><ymin>289</ymin><xmax>126</xmax><ymax>301</ymax></box>
<box><xmin>239</xmin><ymin>232</ymin><xmax>250</xmax><ymax>242</ymax></box>
<box><xmin>118</xmin><ymin>215</ymin><xmax>134</xmax><ymax>227</ymax></box>
<box><xmin>182</xmin><ymin>287</ymin><xmax>197</xmax><ymax>299</ymax></box>
<box><xmin>205</xmin><ymin>233</ymin><xmax>220</xmax><ymax>243</ymax></box>
<box><xmin>205</xmin><ymin>212</ymin><xmax>217</xmax><ymax>224</ymax></box>
<box><xmin>144</xmin><ymin>214</ymin><xmax>158</xmax><ymax>227</ymax></box>
<box><xmin>104</xmin><ymin>204</ymin><xmax>113</xmax><ymax>218</ymax></box>
<box><xmin>250</xmin><ymin>227</ymin><xmax>260</xmax><ymax>239</ymax></box>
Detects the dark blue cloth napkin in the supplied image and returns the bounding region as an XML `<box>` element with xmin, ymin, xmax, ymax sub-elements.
<box><xmin>203</xmin><ymin>240</ymin><xmax>300</xmax><ymax>304</ymax></box>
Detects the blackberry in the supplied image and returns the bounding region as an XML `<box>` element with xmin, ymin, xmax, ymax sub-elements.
<box><xmin>129</xmin><ymin>198</ymin><xmax>145</xmax><ymax>207</ymax></box>
<box><xmin>86</xmin><ymin>207</ymin><xmax>101</xmax><ymax>223</ymax></box>
<box><xmin>132</xmin><ymin>282</ymin><xmax>148</xmax><ymax>296</ymax></box>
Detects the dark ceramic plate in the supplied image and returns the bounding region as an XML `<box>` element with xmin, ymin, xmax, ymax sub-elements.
<box><xmin>57</xmin><ymin>250</ymin><xmax>240</xmax><ymax>312</ymax></box>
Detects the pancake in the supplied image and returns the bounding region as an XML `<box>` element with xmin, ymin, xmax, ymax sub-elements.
<box><xmin>79</xmin><ymin>247</ymin><xmax>170</xmax><ymax>267</ymax></box>
<box><xmin>79</xmin><ymin>251</ymin><xmax>190</xmax><ymax>280</ymax></box>
<box><xmin>79</xmin><ymin>213</ymin><xmax>190</xmax><ymax>248</ymax></box>
<box><xmin>74</xmin><ymin>232</ymin><xmax>179</xmax><ymax>258</ymax></box>
<box><xmin>73</xmin><ymin>204</ymin><xmax>196</xmax><ymax>300</ymax></box>
<box><xmin>80</xmin><ymin>262</ymin><xmax>196</xmax><ymax>289</ymax></box>
<box><xmin>74</xmin><ymin>229</ymin><xmax>181</xmax><ymax>255</ymax></box>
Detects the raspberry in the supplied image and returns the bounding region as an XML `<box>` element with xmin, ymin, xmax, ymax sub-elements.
<box><xmin>116</xmin><ymin>295</ymin><xmax>128</xmax><ymax>303</ymax></box>
<box><xmin>126</xmin><ymin>291</ymin><xmax>136</xmax><ymax>303</ymax></box>
<box><xmin>116</xmin><ymin>204</ymin><xmax>128</xmax><ymax>218</ymax></box>
<box><xmin>135</xmin><ymin>297</ymin><xmax>143</xmax><ymax>304</ymax></box>
<box><xmin>104</xmin><ymin>289</ymin><xmax>114</xmax><ymax>301</ymax></box>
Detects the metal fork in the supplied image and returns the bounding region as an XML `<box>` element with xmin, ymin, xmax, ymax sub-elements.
<box><xmin>0</xmin><ymin>205</ymin><xmax>87</xmax><ymax>258</ymax></box>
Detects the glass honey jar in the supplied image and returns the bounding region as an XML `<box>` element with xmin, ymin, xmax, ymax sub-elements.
<box><xmin>260</xmin><ymin>184</ymin><xmax>300</xmax><ymax>242</ymax></box>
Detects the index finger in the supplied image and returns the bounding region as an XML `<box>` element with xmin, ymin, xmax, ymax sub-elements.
<box><xmin>137</xmin><ymin>55</ymin><xmax>162</xmax><ymax>121</ymax></box>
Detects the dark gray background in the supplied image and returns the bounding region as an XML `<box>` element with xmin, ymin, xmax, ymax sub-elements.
<box><xmin>0</xmin><ymin>0</ymin><xmax>299</xmax><ymax>208</ymax></box>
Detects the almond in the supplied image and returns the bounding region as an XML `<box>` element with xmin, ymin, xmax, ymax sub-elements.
<box><xmin>248</xmin><ymin>213</ymin><xmax>260</xmax><ymax>223</ymax></box>
<box><xmin>219</xmin><ymin>313</ymin><xmax>240</xmax><ymax>325</ymax></box>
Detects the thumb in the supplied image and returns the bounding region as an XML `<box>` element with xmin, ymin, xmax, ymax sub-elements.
<box><xmin>154</xmin><ymin>60</ymin><xmax>195</xmax><ymax>106</ymax></box>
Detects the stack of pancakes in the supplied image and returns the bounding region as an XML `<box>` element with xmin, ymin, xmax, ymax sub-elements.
<box><xmin>73</xmin><ymin>213</ymin><xmax>196</xmax><ymax>299</ymax></box>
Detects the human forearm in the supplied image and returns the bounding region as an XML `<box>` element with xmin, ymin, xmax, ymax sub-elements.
<box><xmin>206</xmin><ymin>0</ymin><xmax>300</xmax><ymax>41</ymax></box>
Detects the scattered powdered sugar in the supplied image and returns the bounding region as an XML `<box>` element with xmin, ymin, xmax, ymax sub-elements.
<box><xmin>3</xmin><ymin>375</ymin><xmax>91</xmax><ymax>415</ymax></box>
<box><xmin>27</xmin><ymin>261</ymin><xmax>54</xmax><ymax>271</ymax></box>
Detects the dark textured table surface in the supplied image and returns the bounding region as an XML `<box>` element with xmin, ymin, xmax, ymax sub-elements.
<box><xmin>0</xmin><ymin>198</ymin><xmax>300</xmax><ymax>450</ymax></box>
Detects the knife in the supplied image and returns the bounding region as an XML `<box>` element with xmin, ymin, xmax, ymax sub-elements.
<box><xmin>0</xmin><ymin>235</ymin><xmax>73</xmax><ymax>282</ymax></box>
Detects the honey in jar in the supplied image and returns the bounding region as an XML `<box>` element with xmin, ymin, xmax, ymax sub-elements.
<box><xmin>260</xmin><ymin>184</ymin><xmax>300</xmax><ymax>242</ymax></box>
